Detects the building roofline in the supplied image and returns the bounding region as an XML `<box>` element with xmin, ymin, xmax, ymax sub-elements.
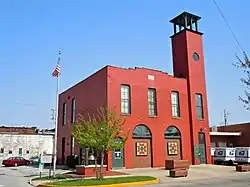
<box><xmin>59</xmin><ymin>65</ymin><xmax>109</xmax><ymax>95</ymax></box>
<box><xmin>169</xmin><ymin>11</ymin><xmax>201</xmax><ymax>25</ymax></box>
<box><xmin>0</xmin><ymin>125</ymin><xmax>37</xmax><ymax>129</ymax></box>
<box><xmin>60</xmin><ymin>64</ymin><xmax>189</xmax><ymax>96</ymax></box>
<box><xmin>216</xmin><ymin>121</ymin><xmax>250</xmax><ymax>127</ymax></box>
<box><xmin>0</xmin><ymin>132</ymin><xmax>54</xmax><ymax>136</ymax></box>
<box><xmin>107</xmin><ymin>65</ymin><xmax>171</xmax><ymax>75</ymax></box>
<box><xmin>59</xmin><ymin>63</ymin><xmax>190</xmax><ymax>96</ymax></box>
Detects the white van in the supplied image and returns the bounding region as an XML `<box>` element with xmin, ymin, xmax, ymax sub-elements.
<box><xmin>214</xmin><ymin>147</ymin><xmax>235</xmax><ymax>165</ymax></box>
<box><xmin>235</xmin><ymin>147</ymin><xmax>250</xmax><ymax>164</ymax></box>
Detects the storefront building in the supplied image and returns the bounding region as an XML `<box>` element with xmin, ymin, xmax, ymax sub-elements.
<box><xmin>210</xmin><ymin>123</ymin><xmax>250</xmax><ymax>148</ymax></box>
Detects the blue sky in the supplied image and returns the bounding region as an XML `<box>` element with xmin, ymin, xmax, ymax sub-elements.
<box><xmin>0</xmin><ymin>0</ymin><xmax>249</xmax><ymax>128</ymax></box>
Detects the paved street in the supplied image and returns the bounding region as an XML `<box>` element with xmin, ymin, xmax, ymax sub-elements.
<box><xmin>1</xmin><ymin>164</ymin><xmax>250</xmax><ymax>187</ymax></box>
<box><xmin>144</xmin><ymin>173</ymin><xmax>250</xmax><ymax>187</ymax></box>
<box><xmin>0</xmin><ymin>166</ymin><xmax>32</xmax><ymax>187</ymax></box>
<box><xmin>0</xmin><ymin>165</ymin><xmax>69</xmax><ymax>187</ymax></box>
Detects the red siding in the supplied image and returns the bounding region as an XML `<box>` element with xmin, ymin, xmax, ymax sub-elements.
<box><xmin>107</xmin><ymin>66</ymin><xmax>193</xmax><ymax>168</ymax></box>
<box><xmin>57</xmin><ymin>29</ymin><xmax>211</xmax><ymax>168</ymax></box>
<box><xmin>57</xmin><ymin>67</ymin><xmax>108</xmax><ymax>164</ymax></box>
<box><xmin>171</xmin><ymin>30</ymin><xmax>211</xmax><ymax>164</ymax></box>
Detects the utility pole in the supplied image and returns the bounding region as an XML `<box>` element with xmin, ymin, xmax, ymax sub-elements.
<box><xmin>223</xmin><ymin>109</ymin><xmax>231</xmax><ymax>126</ymax></box>
<box><xmin>51</xmin><ymin>109</ymin><xmax>56</xmax><ymax>122</ymax></box>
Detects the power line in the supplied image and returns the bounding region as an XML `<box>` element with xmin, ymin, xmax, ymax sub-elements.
<box><xmin>212</xmin><ymin>0</ymin><xmax>246</xmax><ymax>54</ymax></box>
<box><xmin>14</xmin><ymin>102</ymin><xmax>38</xmax><ymax>107</ymax></box>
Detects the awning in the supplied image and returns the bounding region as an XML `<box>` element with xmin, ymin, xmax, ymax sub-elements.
<box><xmin>209</xmin><ymin>131</ymin><xmax>242</xmax><ymax>136</ymax></box>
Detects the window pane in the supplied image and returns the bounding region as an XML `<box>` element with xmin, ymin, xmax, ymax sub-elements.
<box><xmin>165</xmin><ymin>126</ymin><xmax>181</xmax><ymax>138</ymax></box>
<box><xmin>123</xmin><ymin>107</ymin><xmax>129</xmax><ymax>114</ymax></box>
<box><xmin>71</xmin><ymin>99</ymin><xmax>76</xmax><ymax>123</ymax></box>
<box><xmin>171</xmin><ymin>92</ymin><xmax>180</xmax><ymax>117</ymax></box>
<box><xmin>63</xmin><ymin>103</ymin><xmax>67</xmax><ymax>125</ymax></box>
<box><xmin>149</xmin><ymin>109</ymin><xmax>155</xmax><ymax>116</ymax></box>
<box><xmin>196</xmin><ymin>106</ymin><xmax>203</xmax><ymax>119</ymax></box>
<box><xmin>148</xmin><ymin>95</ymin><xmax>152</xmax><ymax>102</ymax></box>
<box><xmin>196</xmin><ymin>94</ymin><xmax>202</xmax><ymax>106</ymax></box>
<box><xmin>121</xmin><ymin>85</ymin><xmax>130</xmax><ymax>114</ymax></box>
<box><xmin>148</xmin><ymin>104</ymin><xmax>153</xmax><ymax>109</ymax></box>
<box><xmin>172</xmin><ymin>105</ymin><xmax>178</xmax><ymax>117</ymax></box>
<box><xmin>196</xmin><ymin>94</ymin><xmax>204</xmax><ymax>119</ymax></box>
<box><xmin>171</xmin><ymin>92</ymin><xmax>178</xmax><ymax>105</ymax></box>
<box><xmin>148</xmin><ymin>89</ymin><xmax>157</xmax><ymax>116</ymax></box>
<box><xmin>121</xmin><ymin>88</ymin><xmax>129</xmax><ymax>99</ymax></box>
<box><xmin>132</xmin><ymin>125</ymin><xmax>152</xmax><ymax>138</ymax></box>
<box><xmin>19</xmin><ymin>148</ymin><xmax>22</xmax><ymax>155</ymax></box>
<box><xmin>121</xmin><ymin>101</ymin><xmax>129</xmax><ymax>111</ymax></box>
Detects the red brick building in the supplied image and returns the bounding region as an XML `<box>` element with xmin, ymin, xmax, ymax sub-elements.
<box><xmin>57</xmin><ymin>12</ymin><xmax>212</xmax><ymax>169</ymax></box>
<box><xmin>210</xmin><ymin>123</ymin><xmax>250</xmax><ymax>148</ymax></box>
<box><xmin>0</xmin><ymin>126</ymin><xmax>37</xmax><ymax>134</ymax></box>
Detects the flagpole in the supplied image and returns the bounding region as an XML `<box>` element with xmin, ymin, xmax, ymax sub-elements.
<box><xmin>53</xmin><ymin>50</ymin><xmax>61</xmax><ymax>177</ymax></box>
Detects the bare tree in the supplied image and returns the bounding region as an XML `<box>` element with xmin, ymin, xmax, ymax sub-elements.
<box><xmin>234</xmin><ymin>52</ymin><xmax>250</xmax><ymax>111</ymax></box>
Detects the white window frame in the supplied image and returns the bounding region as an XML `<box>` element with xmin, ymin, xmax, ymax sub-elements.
<box><xmin>121</xmin><ymin>85</ymin><xmax>131</xmax><ymax>114</ymax></box>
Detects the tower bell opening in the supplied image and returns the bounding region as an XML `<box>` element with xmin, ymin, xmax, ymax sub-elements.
<box><xmin>170</xmin><ymin>11</ymin><xmax>201</xmax><ymax>35</ymax></box>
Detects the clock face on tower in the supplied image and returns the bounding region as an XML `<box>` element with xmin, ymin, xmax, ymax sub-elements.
<box><xmin>192</xmin><ymin>52</ymin><xmax>200</xmax><ymax>61</ymax></box>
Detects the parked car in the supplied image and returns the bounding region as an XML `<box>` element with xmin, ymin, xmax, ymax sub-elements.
<box><xmin>29</xmin><ymin>154</ymin><xmax>54</xmax><ymax>167</ymax></box>
<box><xmin>29</xmin><ymin>156</ymin><xmax>40</xmax><ymax>165</ymax></box>
<box><xmin>2</xmin><ymin>157</ymin><xmax>30</xmax><ymax>167</ymax></box>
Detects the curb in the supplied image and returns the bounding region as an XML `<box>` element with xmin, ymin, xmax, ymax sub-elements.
<box><xmin>36</xmin><ymin>178</ymin><xmax>160</xmax><ymax>187</ymax></box>
<box><xmin>28</xmin><ymin>171</ymin><xmax>73</xmax><ymax>186</ymax></box>
<box><xmin>29</xmin><ymin>177</ymin><xmax>38</xmax><ymax>187</ymax></box>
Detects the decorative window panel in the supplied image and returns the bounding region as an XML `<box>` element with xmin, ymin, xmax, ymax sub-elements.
<box><xmin>167</xmin><ymin>141</ymin><xmax>178</xmax><ymax>155</ymax></box>
<box><xmin>136</xmin><ymin>142</ymin><xmax>148</xmax><ymax>156</ymax></box>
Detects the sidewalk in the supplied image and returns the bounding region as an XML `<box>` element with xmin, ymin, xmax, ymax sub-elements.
<box><xmin>115</xmin><ymin>165</ymin><xmax>248</xmax><ymax>184</ymax></box>
<box><xmin>30</xmin><ymin>164</ymin><xmax>250</xmax><ymax>186</ymax></box>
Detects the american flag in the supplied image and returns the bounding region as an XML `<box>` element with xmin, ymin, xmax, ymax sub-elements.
<box><xmin>52</xmin><ymin>63</ymin><xmax>60</xmax><ymax>77</ymax></box>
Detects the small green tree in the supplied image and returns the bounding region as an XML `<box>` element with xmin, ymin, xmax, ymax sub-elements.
<box><xmin>235</xmin><ymin>52</ymin><xmax>250</xmax><ymax>111</ymax></box>
<box><xmin>72</xmin><ymin>107</ymin><xmax>129</xmax><ymax>180</ymax></box>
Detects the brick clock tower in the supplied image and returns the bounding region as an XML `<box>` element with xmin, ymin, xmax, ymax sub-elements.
<box><xmin>170</xmin><ymin>12</ymin><xmax>211</xmax><ymax>164</ymax></box>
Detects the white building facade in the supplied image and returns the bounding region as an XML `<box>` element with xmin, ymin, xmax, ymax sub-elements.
<box><xmin>0</xmin><ymin>133</ymin><xmax>54</xmax><ymax>163</ymax></box>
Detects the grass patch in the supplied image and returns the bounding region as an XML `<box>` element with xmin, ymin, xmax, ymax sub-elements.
<box><xmin>32</xmin><ymin>174</ymin><xmax>73</xmax><ymax>181</ymax></box>
<box><xmin>50</xmin><ymin>176</ymin><xmax>156</xmax><ymax>186</ymax></box>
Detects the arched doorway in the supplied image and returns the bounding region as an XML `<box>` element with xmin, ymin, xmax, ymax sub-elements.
<box><xmin>164</xmin><ymin>126</ymin><xmax>182</xmax><ymax>160</ymax></box>
<box><xmin>112</xmin><ymin>137</ymin><xmax>124</xmax><ymax>169</ymax></box>
<box><xmin>132</xmin><ymin>124</ymin><xmax>152</xmax><ymax>168</ymax></box>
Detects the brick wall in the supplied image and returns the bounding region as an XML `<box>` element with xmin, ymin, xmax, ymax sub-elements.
<box><xmin>0</xmin><ymin>126</ymin><xmax>37</xmax><ymax>134</ymax></box>
<box><xmin>210</xmin><ymin>123</ymin><xmax>250</xmax><ymax>147</ymax></box>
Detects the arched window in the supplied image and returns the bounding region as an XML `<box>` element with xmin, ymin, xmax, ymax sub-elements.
<box><xmin>114</xmin><ymin>137</ymin><xmax>123</xmax><ymax>142</ymax></box>
<box><xmin>113</xmin><ymin>137</ymin><xmax>123</xmax><ymax>144</ymax></box>
<box><xmin>132</xmin><ymin>125</ymin><xmax>152</xmax><ymax>138</ymax></box>
<box><xmin>165</xmin><ymin>126</ymin><xmax>181</xmax><ymax>139</ymax></box>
